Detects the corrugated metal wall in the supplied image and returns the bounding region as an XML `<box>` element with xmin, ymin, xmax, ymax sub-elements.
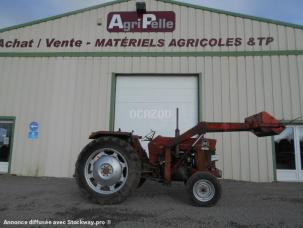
<box><xmin>0</xmin><ymin>57</ymin><xmax>111</xmax><ymax>177</ymax></box>
<box><xmin>0</xmin><ymin>0</ymin><xmax>302</xmax><ymax>52</ymax></box>
<box><xmin>0</xmin><ymin>0</ymin><xmax>302</xmax><ymax>181</ymax></box>
<box><xmin>0</xmin><ymin>56</ymin><xmax>302</xmax><ymax>181</ymax></box>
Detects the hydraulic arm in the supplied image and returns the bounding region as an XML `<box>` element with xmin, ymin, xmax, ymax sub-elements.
<box><xmin>168</xmin><ymin>111</ymin><xmax>285</xmax><ymax>148</ymax></box>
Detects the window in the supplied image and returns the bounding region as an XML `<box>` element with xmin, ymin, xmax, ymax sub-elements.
<box><xmin>275</xmin><ymin>125</ymin><xmax>303</xmax><ymax>181</ymax></box>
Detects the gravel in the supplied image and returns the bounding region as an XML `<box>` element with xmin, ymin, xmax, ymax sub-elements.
<box><xmin>0</xmin><ymin>174</ymin><xmax>302</xmax><ymax>228</ymax></box>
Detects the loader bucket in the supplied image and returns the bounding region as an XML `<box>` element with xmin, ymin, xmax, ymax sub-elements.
<box><xmin>244</xmin><ymin>112</ymin><xmax>285</xmax><ymax>137</ymax></box>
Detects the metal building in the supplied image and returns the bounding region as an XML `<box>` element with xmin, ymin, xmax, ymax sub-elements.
<box><xmin>0</xmin><ymin>0</ymin><xmax>302</xmax><ymax>182</ymax></box>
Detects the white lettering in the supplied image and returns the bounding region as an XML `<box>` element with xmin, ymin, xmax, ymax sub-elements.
<box><xmin>142</xmin><ymin>14</ymin><xmax>156</xmax><ymax>28</ymax></box>
<box><xmin>108</xmin><ymin>14</ymin><xmax>123</xmax><ymax>29</ymax></box>
<box><xmin>129</xmin><ymin>109</ymin><xmax>172</xmax><ymax>120</ymax></box>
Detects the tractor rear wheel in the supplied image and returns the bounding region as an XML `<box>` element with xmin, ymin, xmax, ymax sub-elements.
<box><xmin>186</xmin><ymin>172</ymin><xmax>221</xmax><ymax>207</ymax></box>
<box><xmin>75</xmin><ymin>137</ymin><xmax>141</xmax><ymax>204</ymax></box>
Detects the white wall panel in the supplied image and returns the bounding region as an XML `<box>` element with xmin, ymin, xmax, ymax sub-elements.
<box><xmin>227</xmin><ymin>16</ymin><xmax>236</xmax><ymax>52</ymax></box>
<box><xmin>237</xmin><ymin>57</ymin><xmax>250</xmax><ymax>181</ymax></box>
<box><xmin>228</xmin><ymin>58</ymin><xmax>240</xmax><ymax>180</ymax></box>
<box><xmin>295</xmin><ymin>29</ymin><xmax>303</xmax><ymax>49</ymax></box>
<box><xmin>298</xmin><ymin>56</ymin><xmax>303</xmax><ymax>117</ymax></box>
<box><xmin>235</xmin><ymin>16</ymin><xmax>245</xmax><ymax>52</ymax></box>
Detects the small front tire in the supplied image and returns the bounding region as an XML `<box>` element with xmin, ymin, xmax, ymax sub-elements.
<box><xmin>186</xmin><ymin>172</ymin><xmax>221</xmax><ymax>207</ymax></box>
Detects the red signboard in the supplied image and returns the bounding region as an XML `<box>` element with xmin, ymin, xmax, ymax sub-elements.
<box><xmin>107</xmin><ymin>11</ymin><xmax>175</xmax><ymax>33</ymax></box>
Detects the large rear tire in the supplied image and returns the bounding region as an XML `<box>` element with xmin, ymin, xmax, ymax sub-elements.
<box><xmin>75</xmin><ymin>137</ymin><xmax>141</xmax><ymax>204</ymax></box>
<box><xmin>186</xmin><ymin>172</ymin><xmax>221</xmax><ymax>207</ymax></box>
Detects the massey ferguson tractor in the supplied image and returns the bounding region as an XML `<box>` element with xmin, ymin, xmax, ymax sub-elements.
<box><xmin>75</xmin><ymin>110</ymin><xmax>284</xmax><ymax>207</ymax></box>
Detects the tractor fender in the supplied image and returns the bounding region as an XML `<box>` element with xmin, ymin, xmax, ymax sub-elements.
<box><xmin>89</xmin><ymin>130</ymin><xmax>134</xmax><ymax>140</ymax></box>
<box><xmin>86</xmin><ymin>130</ymin><xmax>147</xmax><ymax>160</ymax></box>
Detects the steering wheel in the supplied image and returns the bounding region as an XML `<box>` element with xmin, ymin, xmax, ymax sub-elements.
<box><xmin>142</xmin><ymin>130</ymin><xmax>156</xmax><ymax>141</ymax></box>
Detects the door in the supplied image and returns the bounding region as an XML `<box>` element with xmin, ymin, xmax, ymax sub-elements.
<box><xmin>275</xmin><ymin>126</ymin><xmax>303</xmax><ymax>182</ymax></box>
<box><xmin>299</xmin><ymin>127</ymin><xmax>303</xmax><ymax>181</ymax></box>
<box><xmin>0</xmin><ymin>120</ymin><xmax>14</xmax><ymax>173</ymax></box>
<box><xmin>114</xmin><ymin>75</ymin><xmax>198</xmax><ymax>152</ymax></box>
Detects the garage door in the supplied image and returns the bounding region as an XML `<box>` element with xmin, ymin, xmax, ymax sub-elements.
<box><xmin>114</xmin><ymin>75</ymin><xmax>198</xmax><ymax>151</ymax></box>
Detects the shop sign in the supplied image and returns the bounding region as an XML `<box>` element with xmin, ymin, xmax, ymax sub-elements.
<box><xmin>0</xmin><ymin>36</ymin><xmax>275</xmax><ymax>49</ymax></box>
<box><xmin>107</xmin><ymin>11</ymin><xmax>175</xmax><ymax>32</ymax></box>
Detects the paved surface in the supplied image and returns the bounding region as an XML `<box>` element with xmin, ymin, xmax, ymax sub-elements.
<box><xmin>0</xmin><ymin>175</ymin><xmax>302</xmax><ymax>228</ymax></box>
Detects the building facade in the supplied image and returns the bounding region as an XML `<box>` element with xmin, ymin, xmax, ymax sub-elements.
<box><xmin>0</xmin><ymin>0</ymin><xmax>302</xmax><ymax>182</ymax></box>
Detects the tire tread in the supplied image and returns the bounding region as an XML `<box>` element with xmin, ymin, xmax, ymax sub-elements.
<box><xmin>75</xmin><ymin>136</ymin><xmax>141</xmax><ymax>205</ymax></box>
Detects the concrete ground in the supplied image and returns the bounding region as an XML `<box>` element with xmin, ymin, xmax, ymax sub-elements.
<box><xmin>0</xmin><ymin>175</ymin><xmax>302</xmax><ymax>228</ymax></box>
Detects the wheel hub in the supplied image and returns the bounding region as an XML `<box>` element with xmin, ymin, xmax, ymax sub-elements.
<box><xmin>93</xmin><ymin>155</ymin><xmax>122</xmax><ymax>186</ymax></box>
<box><xmin>193</xmin><ymin>180</ymin><xmax>215</xmax><ymax>202</ymax></box>
<box><xmin>100</xmin><ymin>163</ymin><xmax>113</xmax><ymax>176</ymax></box>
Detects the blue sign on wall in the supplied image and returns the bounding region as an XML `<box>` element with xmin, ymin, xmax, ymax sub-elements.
<box><xmin>29</xmin><ymin>122</ymin><xmax>39</xmax><ymax>131</ymax></box>
<box><xmin>28</xmin><ymin>121</ymin><xmax>39</xmax><ymax>140</ymax></box>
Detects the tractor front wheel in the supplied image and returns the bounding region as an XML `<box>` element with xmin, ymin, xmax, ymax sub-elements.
<box><xmin>75</xmin><ymin>137</ymin><xmax>141</xmax><ymax>204</ymax></box>
<box><xmin>186</xmin><ymin>172</ymin><xmax>221</xmax><ymax>207</ymax></box>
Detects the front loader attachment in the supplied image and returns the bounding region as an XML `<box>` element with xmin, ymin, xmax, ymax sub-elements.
<box><xmin>244</xmin><ymin>112</ymin><xmax>285</xmax><ymax>137</ymax></box>
<box><xmin>168</xmin><ymin>111</ymin><xmax>285</xmax><ymax>148</ymax></box>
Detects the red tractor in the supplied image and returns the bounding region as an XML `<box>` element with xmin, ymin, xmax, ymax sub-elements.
<box><xmin>75</xmin><ymin>111</ymin><xmax>284</xmax><ymax>206</ymax></box>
